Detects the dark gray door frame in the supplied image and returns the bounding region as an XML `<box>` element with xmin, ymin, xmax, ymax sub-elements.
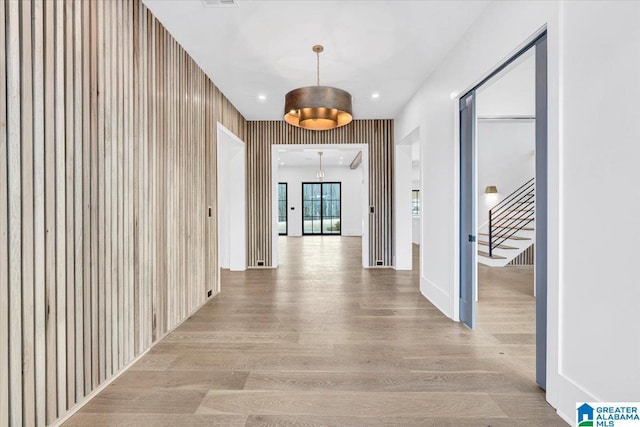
<box><xmin>534</xmin><ymin>33</ymin><xmax>548</xmax><ymax>390</ymax></box>
<box><xmin>459</xmin><ymin>31</ymin><xmax>548</xmax><ymax>389</ymax></box>
<box><xmin>459</xmin><ymin>93</ymin><xmax>477</xmax><ymax>329</ymax></box>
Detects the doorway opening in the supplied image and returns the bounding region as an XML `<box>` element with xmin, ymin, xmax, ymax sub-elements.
<box><xmin>271</xmin><ymin>144</ymin><xmax>369</xmax><ymax>268</ymax></box>
<box><xmin>216</xmin><ymin>122</ymin><xmax>247</xmax><ymax>281</ymax></box>
<box><xmin>459</xmin><ymin>31</ymin><xmax>547</xmax><ymax>389</ymax></box>
<box><xmin>394</xmin><ymin>127</ymin><xmax>421</xmax><ymax>272</ymax></box>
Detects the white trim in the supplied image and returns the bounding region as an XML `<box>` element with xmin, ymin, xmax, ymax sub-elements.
<box><xmin>421</xmin><ymin>275</ymin><xmax>453</xmax><ymax>320</ymax></box>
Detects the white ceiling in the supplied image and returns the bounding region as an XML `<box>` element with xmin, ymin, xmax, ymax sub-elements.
<box><xmin>142</xmin><ymin>0</ymin><xmax>490</xmax><ymax>121</ymax></box>
<box><xmin>276</xmin><ymin>146</ymin><xmax>361</xmax><ymax>168</ymax></box>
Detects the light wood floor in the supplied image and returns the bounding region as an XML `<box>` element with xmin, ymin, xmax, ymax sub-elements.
<box><xmin>65</xmin><ymin>237</ymin><xmax>566</xmax><ymax>426</ymax></box>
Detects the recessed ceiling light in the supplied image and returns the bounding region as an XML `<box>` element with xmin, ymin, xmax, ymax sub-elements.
<box><xmin>371</xmin><ymin>93</ymin><xmax>380</xmax><ymax>99</ymax></box>
<box><xmin>258</xmin><ymin>94</ymin><xmax>267</xmax><ymax>101</ymax></box>
<box><xmin>450</xmin><ymin>91</ymin><xmax>459</xmax><ymax>99</ymax></box>
<box><xmin>201</xmin><ymin>0</ymin><xmax>238</xmax><ymax>8</ymax></box>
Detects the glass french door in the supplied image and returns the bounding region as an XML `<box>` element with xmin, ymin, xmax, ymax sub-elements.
<box><xmin>302</xmin><ymin>182</ymin><xmax>341</xmax><ymax>235</ymax></box>
<box><xmin>278</xmin><ymin>183</ymin><xmax>288</xmax><ymax>235</ymax></box>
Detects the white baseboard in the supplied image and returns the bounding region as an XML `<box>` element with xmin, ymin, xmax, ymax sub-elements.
<box><xmin>420</xmin><ymin>275</ymin><xmax>454</xmax><ymax>320</ymax></box>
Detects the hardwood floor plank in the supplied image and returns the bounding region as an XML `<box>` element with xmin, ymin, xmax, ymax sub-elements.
<box><xmin>243</xmin><ymin>371</ymin><xmax>522</xmax><ymax>394</ymax></box>
<box><xmin>64</xmin><ymin>413</ymin><xmax>247</xmax><ymax>427</ymax></box>
<box><xmin>196</xmin><ymin>390</ymin><xmax>507</xmax><ymax>418</ymax></box>
<box><xmin>110</xmin><ymin>370</ymin><xmax>249</xmax><ymax>390</ymax></box>
<box><xmin>490</xmin><ymin>393</ymin><xmax>564</xmax><ymax>420</ymax></box>
<box><xmin>245</xmin><ymin>415</ymin><xmax>566</xmax><ymax>427</ymax></box>
<box><xmin>163</xmin><ymin>331</ymin><xmax>299</xmax><ymax>344</ymax></box>
<box><xmin>80</xmin><ymin>388</ymin><xmax>207</xmax><ymax>414</ymax></box>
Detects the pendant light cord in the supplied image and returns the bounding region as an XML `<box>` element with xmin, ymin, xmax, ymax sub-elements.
<box><xmin>316</xmin><ymin>50</ymin><xmax>320</xmax><ymax>86</ymax></box>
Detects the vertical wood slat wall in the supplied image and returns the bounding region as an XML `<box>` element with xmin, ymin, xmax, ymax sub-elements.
<box><xmin>508</xmin><ymin>244</ymin><xmax>535</xmax><ymax>266</ymax></box>
<box><xmin>246</xmin><ymin>120</ymin><xmax>394</xmax><ymax>267</ymax></box>
<box><xmin>0</xmin><ymin>0</ymin><xmax>246</xmax><ymax>425</ymax></box>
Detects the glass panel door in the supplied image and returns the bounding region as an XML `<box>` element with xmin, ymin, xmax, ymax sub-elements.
<box><xmin>322</xmin><ymin>183</ymin><xmax>341</xmax><ymax>234</ymax></box>
<box><xmin>278</xmin><ymin>183</ymin><xmax>288</xmax><ymax>235</ymax></box>
<box><xmin>302</xmin><ymin>182</ymin><xmax>341</xmax><ymax>235</ymax></box>
<box><xmin>302</xmin><ymin>183</ymin><xmax>321</xmax><ymax>234</ymax></box>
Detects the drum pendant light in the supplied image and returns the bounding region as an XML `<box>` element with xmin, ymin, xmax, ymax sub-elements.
<box><xmin>284</xmin><ymin>45</ymin><xmax>353</xmax><ymax>131</ymax></box>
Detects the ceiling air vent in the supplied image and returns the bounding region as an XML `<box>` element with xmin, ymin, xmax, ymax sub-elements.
<box><xmin>201</xmin><ymin>0</ymin><xmax>238</xmax><ymax>7</ymax></box>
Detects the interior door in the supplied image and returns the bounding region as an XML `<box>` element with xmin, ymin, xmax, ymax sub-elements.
<box><xmin>459</xmin><ymin>92</ymin><xmax>477</xmax><ymax>329</ymax></box>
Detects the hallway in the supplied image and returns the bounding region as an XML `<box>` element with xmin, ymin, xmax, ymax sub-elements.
<box><xmin>65</xmin><ymin>237</ymin><xmax>565</xmax><ymax>426</ymax></box>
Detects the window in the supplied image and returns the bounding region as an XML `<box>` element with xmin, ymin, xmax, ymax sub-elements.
<box><xmin>302</xmin><ymin>182</ymin><xmax>341</xmax><ymax>235</ymax></box>
<box><xmin>412</xmin><ymin>190</ymin><xmax>420</xmax><ymax>216</ymax></box>
<box><xmin>278</xmin><ymin>183</ymin><xmax>287</xmax><ymax>235</ymax></box>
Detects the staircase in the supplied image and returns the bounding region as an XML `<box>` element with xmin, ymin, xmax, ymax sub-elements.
<box><xmin>478</xmin><ymin>178</ymin><xmax>535</xmax><ymax>267</ymax></box>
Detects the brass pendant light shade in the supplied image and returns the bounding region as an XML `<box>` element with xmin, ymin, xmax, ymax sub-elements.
<box><xmin>284</xmin><ymin>86</ymin><xmax>353</xmax><ymax>130</ymax></box>
<box><xmin>485</xmin><ymin>185</ymin><xmax>498</xmax><ymax>194</ymax></box>
<box><xmin>284</xmin><ymin>45</ymin><xmax>353</xmax><ymax>131</ymax></box>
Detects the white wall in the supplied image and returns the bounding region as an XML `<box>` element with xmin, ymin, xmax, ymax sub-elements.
<box><xmin>477</xmin><ymin>120</ymin><xmax>535</xmax><ymax>227</ymax></box>
<box><xmin>395</xmin><ymin>0</ymin><xmax>640</xmax><ymax>421</ymax></box>
<box><xmin>276</xmin><ymin>165</ymin><xmax>364</xmax><ymax>237</ymax></box>
<box><xmin>412</xmin><ymin>218</ymin><xmax>420</xmax><ymax>245</ymax></box>
<box><xmin>558</xmin><ymin>0</ymin><xmax>640</xmax><ymax>407</ymax></box>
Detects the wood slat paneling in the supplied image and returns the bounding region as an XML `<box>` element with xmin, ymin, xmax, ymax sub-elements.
<box><xmin>508</xmin><ymin>244</ymin><xmax>535</xmax><ymax>266</ymax></box>
<box><xmin>0</xmin><ymin>0</ymin><xmax>9</xmax><ymax>424</ymax></box>
<box><xmin>245</xmin><ymin>120</ymin><xmax>394</xmax><ymax>267</ymax></box>
<box><xmin>7</xmin><ymin>1</ymin><xmax>23</xmax><ymax>425</ymax></box>
<box><xmin>0</xmin><ymin>0</ymin><xmax>246</xmax><ymax>424</ymax></box>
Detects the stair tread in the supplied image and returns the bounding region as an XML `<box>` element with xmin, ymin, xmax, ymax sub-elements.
<box><xmin>477</xmin><ymin>250</ymin><xmax>506</xmax><ymax>260</ymax></box>
<box><xmin>493</xmin><ymin>216</ymin><xmax>534</xmax><ymax>220</ymax></box>
<box><xmin>477</xmin><ymin>241</ymin><xmax>518</xmax><ymax>250</ymax></box>
<box><xmin>479</xmin><ymin>232</ymin><xmax>532</xmax><ymax>241</ymax></box>
<box><xmin>493</xmin><ymin>226</ymin><xmax>534</xmax><ymax>231</ymax></box>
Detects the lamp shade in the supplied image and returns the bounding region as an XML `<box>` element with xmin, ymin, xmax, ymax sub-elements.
<box><xmin>284</xmin><ymin>45</ymin><xmax>353</xmax><ymax>131</ymax></box>
<box><xmin>284</xmin><ymin>86</ymin><xmax>353</xmax><ymax>130</ymax></box>
<box><xmin>485</xmin><ymin>185</ymin><xmax>498</xmax><ymax>194</ymax></box>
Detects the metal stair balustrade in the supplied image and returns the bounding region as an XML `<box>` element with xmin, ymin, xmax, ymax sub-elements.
<box><xmin>488</xmin><ymin>178</ymin><xmax>535</xmax><ymax>256</ymax></box>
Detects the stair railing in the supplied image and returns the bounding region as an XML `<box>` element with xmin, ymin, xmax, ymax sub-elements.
<box><xmin>488</xmin><ymin>178</ymin><xmax>535</xmax><ymax>256</ymax></box>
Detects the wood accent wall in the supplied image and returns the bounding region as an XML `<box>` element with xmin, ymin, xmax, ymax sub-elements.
<box><xmin>246</xmin><ymin>120</ymin><xmax>394</xmax><ymax>267</ymax></box>
<box><xmin>0</xmin><ymin>0</ymin><xmax>246</xmax><ymax>425</ymax></box>
<box><xmin>508</xmin><ymin>244</ymin><xmax>535</xmax><ymax>266</ymax></box>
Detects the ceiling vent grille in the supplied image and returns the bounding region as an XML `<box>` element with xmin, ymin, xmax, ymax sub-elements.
<box><xmin>202</xmin><ymin>0</ymin><xmax>238</xmax><ymax>7</ymax></box>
